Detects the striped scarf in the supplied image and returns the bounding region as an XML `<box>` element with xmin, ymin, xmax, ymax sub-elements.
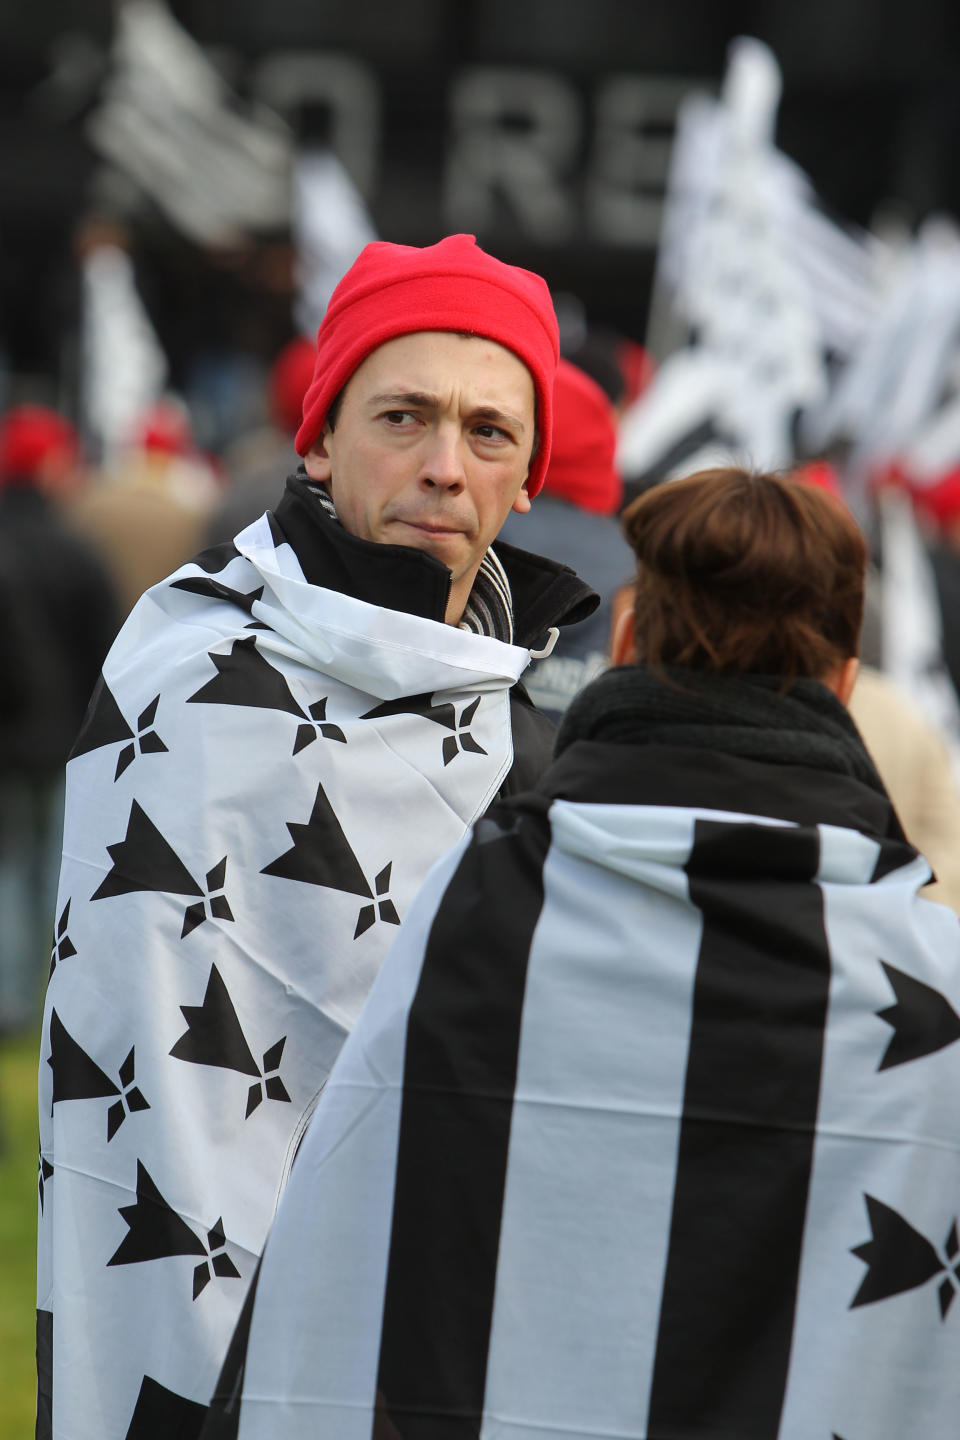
<box><xmin>312</xmin><ymin>484</ymin><xmax>514</xmax><ymax>642</ymax></box>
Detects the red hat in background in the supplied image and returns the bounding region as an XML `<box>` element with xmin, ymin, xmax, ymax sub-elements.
<box><xmin>134</xmin><ymin>398</ymin><xmax>196</xmax><ymax>457</ymax></box>
<box><xmin>542</xmin><ymin>358</ymin><xmax>622</xmax><ymax>516</ymax></box>
<box><xmin>615</xmin><ymin>339</ymin><xmax>656</xmax><ymax>409</ymax></box>
<box><xmin>295</xmin><ymin>234</ymin><xmax>559</xmax><ymax>497</ymax></box>
<box><xmin>793</xmin><ymin>458</ymin><xmax>845</xmax><ymax>501</ymax></box>
<box><xmin>269</xmin><ymin>336</ymin><xmax>317</xmax><ymax>436</ymax></box>
<box><xmin>0</xmin><ymin>405</ymin><xmax>79</xmax><ymax>485</ymax></box>
<box><xmin>911</xmin><ymin>465</ymin><xmax>960</xmax><ymax>530</ymax></box>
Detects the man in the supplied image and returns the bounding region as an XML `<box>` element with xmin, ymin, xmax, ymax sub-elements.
<box><xmin>37</xmin><ymin>234</ymin><xmax>596</xmax><ymax>1438</ymax></box>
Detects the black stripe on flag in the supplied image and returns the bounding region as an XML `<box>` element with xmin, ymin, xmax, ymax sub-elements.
<box><xmin>203</xmin><ymin>1258</ymin><xmax>262</xmax><ymax>1439</ymax></box>
<box><xmin>373</xmin><ymin>802</ymin><xmax>552</xmax><ymax>1439</ymax></box>
<box><xmin>870</xmin><ymin>834</ymin><xmax>929</xmax><ymax>885</ymax></box>
<box><xmin>647</xmin><ymin>818</ymin><xmax>829</xmax><ymax>1439</ymax></box>
<box><xmin>36</xmin><ymin>1308</ymin><xmax>53</xmax><ymax>1440</ymax></box>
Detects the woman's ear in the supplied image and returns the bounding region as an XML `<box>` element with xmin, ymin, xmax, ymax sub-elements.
<box><xmin>610</xmin><ymin>599</ymin><xmax>637</xmax><ymax>666</ymax></box>
<box><xmin>822</xmin><ymin>656</ymin><xmax>860</xmax><ymax>707</ymax></box>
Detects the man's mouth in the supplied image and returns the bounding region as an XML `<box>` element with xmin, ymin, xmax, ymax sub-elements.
<box><xmin>396</xmin><ymin>518</ymin><xmax>463</xmax><ymax>536</ymax></box>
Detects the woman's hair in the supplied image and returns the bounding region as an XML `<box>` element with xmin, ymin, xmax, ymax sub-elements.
<box><xmin>620</xmin><ymin>467</ymin><xmax>866</xmax><ymax>685</ymax></box>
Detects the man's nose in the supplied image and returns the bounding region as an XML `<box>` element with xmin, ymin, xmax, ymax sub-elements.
<box><xmin>419</xmin><ymin>427</ymin><xmax>466</xmax><ymax>491</ymax></box>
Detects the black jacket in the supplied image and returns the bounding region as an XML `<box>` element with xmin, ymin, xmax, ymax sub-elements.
<box><xmin>231</xmin><ymin>475</ymin><xmax>599</xmax><ymax>797</ymax></box>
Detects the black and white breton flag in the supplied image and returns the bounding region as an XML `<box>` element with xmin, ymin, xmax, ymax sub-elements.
<box><xmin>205</xmin><ymin>739</ymin><xmax>960</xmax><ymax>1439</ymax></box>
<box><xmin>622</xmin><ymin>37</ymin><xmax>878</xmax><ymax>491</ymax></box>
<box><xmin>37</xmin><ymin>511</ymin><xmax>536</xmax><ymax>1439</ymax></box>
<box><xmin>87</xmin><ymin>0</ymin><xmax>291</xmax><ymax>247</ymax></box>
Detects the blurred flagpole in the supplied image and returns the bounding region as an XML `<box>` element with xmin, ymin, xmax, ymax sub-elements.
<box><xmin>80</xmin><ymin>233</ymin><xmax>168</xmax><ymax>466</ymax></box>
<box><xmin>292</xmin><ymin>149</ymin><xmax>378</xmax><ymax>340</ymax></box>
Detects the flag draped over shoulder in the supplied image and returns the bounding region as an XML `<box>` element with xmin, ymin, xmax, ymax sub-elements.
<box><xmin>37</xmin><ymin>511</ymin><xmax>534</xmax><ymax>1439</ymax></box>
<box><xmin>207</xmin><ymin>735</ymin><xmax>960</xmax><ymax>1440</ymax></box>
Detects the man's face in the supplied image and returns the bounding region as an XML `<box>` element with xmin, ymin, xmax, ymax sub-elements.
<box><xmin>304</xmin><ymin>331</ymin><xmax>536</xmax><ymax>625</ymax></box>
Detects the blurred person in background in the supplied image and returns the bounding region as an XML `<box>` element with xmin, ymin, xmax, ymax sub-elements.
<box><xmin>204</xmin><ymin>335</ymin><xmax>317</xmax><ymax>547</ymax></box>
<box><xmin>38</xmin><ymin>234</ymin><xmax>597</xmax><ymax>1438</ymax></box>
<box><xmin>562</xmin><ymin>326</ymin><xmax>655</xmax><ymax>420</ymax></box>
<box><xmin>207</xmin><ymin>467</ymin><xmax>960</xmax><ymax>1440</ymax></box>
<box><xmin>797</xmin><ymin>460</ymin><xmax>960</xmax><ymax>913</ymax></box>
<box><xmin>68</xmin><ymin>395</ymin><xmax>220</xmax><ymax>618</ymax></box>
<box><xmin>847</xmin><ymin>664</ymin><xmax>960</xmax><ymax>911</ymax></box>
<box><xmin>498</xmin><ymin>356</ymin><xmax>634</xmax><ymax>721</ymax></box>
<box><xmin>562</xmin><ymin>328</ymin><xmax>627</xmax><ymax>412</ymax></box>
<box><xmin>0</xmin><ymin>406</ymin><xmax>118</xmax><ymax>1035</ymax></box>
<box><xmin>912</xmin><ymin>466</ymin><xmax>960</xmax><ymax>705</ymax></box>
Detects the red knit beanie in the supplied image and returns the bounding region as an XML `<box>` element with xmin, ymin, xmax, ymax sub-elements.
<box><xmin>543</xmin><ymin>358</ymin><xmax>622</xmax><ymax>515</ymax></box>
<box><xmin>0</xmin><ymin>405</ymin><xmax>78</xmax><ymax>485</ymax></box>
<box><xmin>295</xmin><ymin>234</ymin><xmax>559</xmax><ymax>497</ymax></box>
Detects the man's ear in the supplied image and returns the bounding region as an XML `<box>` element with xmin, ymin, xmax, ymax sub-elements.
<box><xmin>511</xmin><ymin>480</ymin><xmax>532</xmax><ymax>516</ymax></box>
<box><xmin>610</xmin><ymin>599</ymin><xmax>637</xmax><ymax>666</ymax></box>
<box><xmin>303</xmin><ymin>436</ymin><xmax>332</xmax><ymax>483</ymax></box>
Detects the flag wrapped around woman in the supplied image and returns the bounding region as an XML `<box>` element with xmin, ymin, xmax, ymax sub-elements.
<box><xmin>206</xmin><ymin>469</ymin><xmax>960</xmax><ymax>1440</ymax></box>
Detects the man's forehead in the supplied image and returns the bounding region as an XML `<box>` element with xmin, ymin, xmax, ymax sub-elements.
<box><xmin>353</xmin><ymin>330</ymin><xmax>534</xmax><ymax>391</ymax></box>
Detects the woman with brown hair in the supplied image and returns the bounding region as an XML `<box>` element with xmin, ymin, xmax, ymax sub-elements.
<box><xmin>204</xmin><ymin>467</ymin><xmax>960</xmax><ymax>1440</ymax></box>
<box><xmin>607</xmin><ymin>464</ymin><xmax>867</xmax><ymax>771</ymax></box>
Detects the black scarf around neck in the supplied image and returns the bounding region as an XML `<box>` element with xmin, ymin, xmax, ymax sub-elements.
<box><xmin>309</xmin><ymin>477</ymin><xmax>515</xmax><ymax>641</ymax></box>
<box><xmin>555</xmin><ymin>664</ymin><xmax>886</xmax><ymax>796</ymax></box>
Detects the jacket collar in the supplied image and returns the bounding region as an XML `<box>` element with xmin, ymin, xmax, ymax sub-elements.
<box><xmin>273</xmin><ymin>474</ymin><xmax>598</xmax><ymax>649</ymax></box>
<box><xmin>546</xmin><ymin>664</ymin><xmax>911</xmax><ymax>850</ymax></box>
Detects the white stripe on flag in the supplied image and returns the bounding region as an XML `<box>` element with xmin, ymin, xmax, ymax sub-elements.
<box><xmin>235</xmin><ymin>838</ymin><xmax>471</xmax><ymax>1439</ymax></box>
<box><xmin>480</xmin><ymin>802</ymin><xmax>703</xmax><ymax>1437</ymax></box>
<box><xmin>780</xmin><ymin>868</ymin><xmax>960</xmax><ymax>1440</ymax></box>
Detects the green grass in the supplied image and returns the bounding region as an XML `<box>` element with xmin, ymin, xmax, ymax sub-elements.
<box><xmin>0</xmin><ymin>1031</ymin><xmax>40</xmax><ymax>1439</ymax></box>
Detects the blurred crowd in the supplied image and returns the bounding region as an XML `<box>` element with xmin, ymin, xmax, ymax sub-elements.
<box><xmin>6</xmin><ymin>32</ymin><xmax>960</xmax><ymax>1040</ymax></box>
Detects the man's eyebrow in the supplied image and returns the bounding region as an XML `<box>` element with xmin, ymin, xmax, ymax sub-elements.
<box><xmin>471</xmin><ymin>405</ymin><xmax>526</xmax><ymax>433</ymax></box>
<box><xmin>365</xmin><ymin>393</ymin><xmax>527</xmax><ymax>433</ymax></box>
<box><xmin>366</xmin><ymin>391</ymin><xmax>439</xmax><ymax>410</ymax></box>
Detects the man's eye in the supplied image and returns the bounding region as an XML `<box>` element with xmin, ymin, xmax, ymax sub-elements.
<box><xmin>475</xmin><ymin>424</ymin><xmax>509</xmax><ymax>442</ymax></box>
<box><xmin>384</xmin><ymin>411</ymin><xmax>414</xmax><ymax>425</ymax></box>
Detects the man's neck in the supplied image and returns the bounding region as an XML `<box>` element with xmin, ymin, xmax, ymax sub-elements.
<box><xmin>444</xmin><ymin>574</ymin><xmax>474</xmax><ymax>627</ymax></box>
